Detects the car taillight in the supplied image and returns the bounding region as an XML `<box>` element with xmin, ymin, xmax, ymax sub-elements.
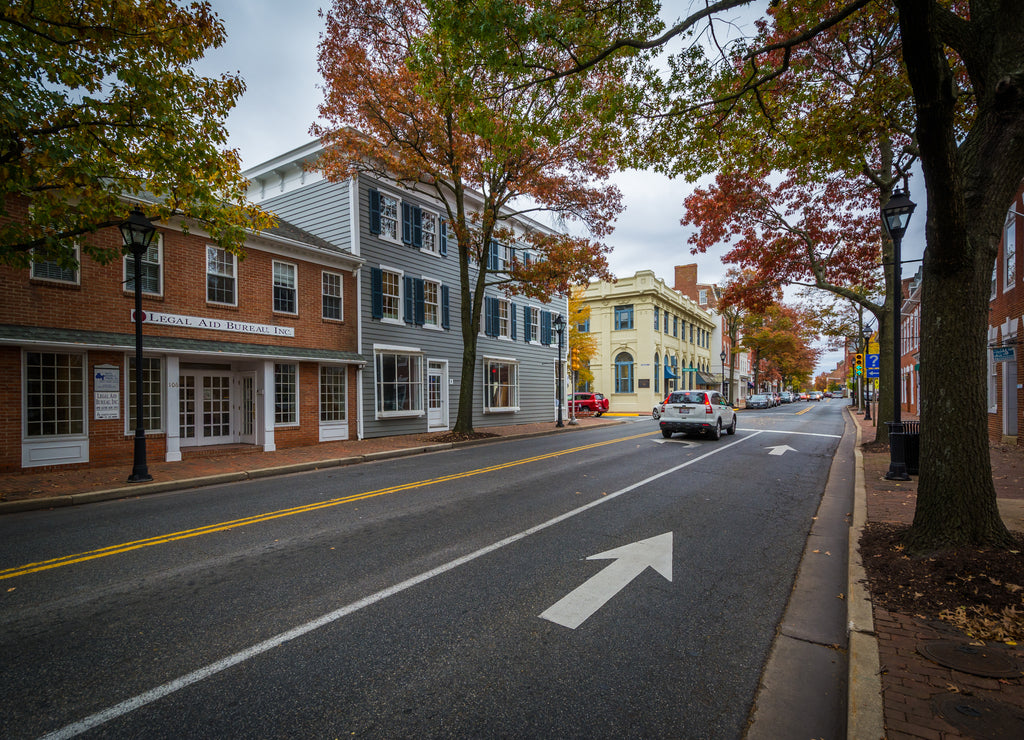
<box><xmin>705</xmin><ymin>404</ymin><xmax>713</xmax><ymax>414</ymax></box>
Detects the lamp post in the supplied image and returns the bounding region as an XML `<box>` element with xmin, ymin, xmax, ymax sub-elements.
<box><xmin>121</xmin><ymin>207</ymin><xmax>157</xmax><ymax>483</ymax></box>
<box><xmin>864</xmin><ymin>325</ymin><xmax>872</xmax><ymax>421</ymax></box>
<box><xmin>553</xmin><ymin>313</ymin><xmax>565</xmax><ymax>428</ymax></box>
<box><xmin>720</xmin><ymin>349</ymin><xmax>727</xmax><ymax>398</ymax></box>
<box><xmin>881</xmin><ymin>187</ymin><xmax>916</xmax><ymax>481</ymax></box>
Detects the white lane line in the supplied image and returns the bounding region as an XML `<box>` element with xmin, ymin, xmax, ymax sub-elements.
<box><xmin>40</xmin><ymin>431</ymin><xmax>763</xmax><ymax>740</ymax></box>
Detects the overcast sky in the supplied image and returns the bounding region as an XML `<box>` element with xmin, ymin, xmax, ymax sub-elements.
<box><xmin>196</xmin><ymin>0</ymin><xmax>927</xmax><ymax>379</ymax></box>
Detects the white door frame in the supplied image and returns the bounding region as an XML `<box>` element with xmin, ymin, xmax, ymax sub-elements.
<box><xmin>427</xmin><ymin>359</ymin><xmax>449</xmax><ymax>431</ymax></box>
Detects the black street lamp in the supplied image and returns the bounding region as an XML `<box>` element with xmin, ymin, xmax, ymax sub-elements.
<box><xmin>121</xmin><ymin>207</ymin><xmax>157</xmax><ymax>482</ymax></box>
<box><xmin>553</xmin><ymin>313</ymin><xmax>565</xmax><ymax>428</ymax></box>
<box><xmin>719</xmin><ymin>349</ymin><xmax>727</xmax><ymax>398</ymax></box>
<box><xmin>862</xmin><ymin>325</ymin><xmax>873</xmax><ymax>422</ymax></box>
<box><xmin>881</xmin><ymin>187</ymin><xmax>916</xmax><ymax>481</ymax></box>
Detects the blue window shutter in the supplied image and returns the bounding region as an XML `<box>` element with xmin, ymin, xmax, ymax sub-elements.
<box><xmin>370</xmin><ymin>267</ymin><xmax>383</xmax><ymax>319</ymax></box>
<box><xmin>412</xmin><ymin>206</ymin><xmax>423</xmax><ymax>248</ymax></box>
<box><xmin>488</xmin><ymin>240</ymin><xmax>499</xmax><ymax>271</ymax></box>
<box><xmin>401</xmin><ymin>202</ymin><xmax>412</xmax><ymax>245</ymax></box>
<box><xmin>484</xmin><ymin>297</ymin><xmax>496</xmax><ymax>337</ymax></box>
<box><xmin>369</xmin><ymin>190</ymin><xmax>381</xmax><ymax>235</ymax></box>
<box><xmin>404</xmin><ymin>276</ymin><xmax>415</xmax><ymax>323</ymax></box>
<box><xmin>511</xmin><ymin>302</ymin><xmax>517</xmax><ymax>340</ymax></box>
<box><xmin>414</xmin><ymin>278</ymin><xmax>425</xmax><ymax>325</ymax></box>
<box><xmin>441</xmin><ymin>285</ymin><xmax>450</xmax><ymax>329</ymax></box>
<box><xmin>523</xmin><ymin>305</ymin><xmax>531</xmax><ymax>342</ymax></box>
<box><xmin>439</xmin><ymin>221</ymin><xmax>448</xmax><ymax>256</ymax></box>
<box><xmin>541</xmin><ymin>310</ymin><xmax>551</xmax><ymax>345</ymax></box>
<box><xmin>524</xmin><ymin>251</ymin><xmax>531</xmax><ymax>265</ymax></box>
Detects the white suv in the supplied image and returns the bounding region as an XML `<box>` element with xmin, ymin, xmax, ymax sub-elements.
<box><xmin>658</xmin><ymin>390</ymin><xmax>737</xmax><ymax>440</ymax></box>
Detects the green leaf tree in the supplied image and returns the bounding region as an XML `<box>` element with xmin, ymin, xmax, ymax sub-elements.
<box><xmin>1</xmin><ymin>0</ymin><xmax>272</xmax><ymax>268</ymax></box>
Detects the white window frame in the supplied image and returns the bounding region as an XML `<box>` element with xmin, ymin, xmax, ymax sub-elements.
<box><xmin>319</xmin><ymin>365</ymin><xmax>348</xmax><ymax>423</ymax></box>
<box><xmin>274</xmin><ymin>363</ymin><xmax>299</xmax><ymax>426</ymax></box>
<box><xmin>423</xmin><ymin>279</ymin><xmax>440</xmax><ymax>327</ymax></box>
<box><xmin>498</xmin><ymin>298</ymin><xmax>511</xmax><ymax>339</ymax></box>
<box><xmin>322</xmin><ymin>270</ymin><xmax>344</xmax><ymax>321</ymax></box>
<box><xmin>420</xmin><ymin>209</ymin><xmax>438</xmax><ymax>254</ymax></box>
<box><xmin>1005</xmin><ymin>212</ymin><xmax>1017</xmax><ymax>290</ymax></box>
<box><xmin>23</xmin><ymin>350</ymin><xmax>86</xmax><ymax>438</ymax></box>
<box><xmin>125</xmin><ymin>355</ymin><xmax>164</xmax><ymax>434</ymax></box>
<box><xmin>124</xmin><ymin>234</ymin><xmax>163</xmax><ymax>296</ymax></box>
<box><xmin>273</xmin><ymin>260</ymin><xmax>298</xmax><ymax>314</ymax></box>
<box><xmin>31</xmin><ymin>244</ymin><xmax>80</xmax><ymax>285</ymax></box>
<box><xmin>379</xmin><ymin>192</ymin><xmax>400</xmax><ymax>243</ymax></box>
<box><xmin>374</xmin><ymin>345</ymin><xmax>425</xmax><ymax>419</ymax></box>
<box><xmin>380</xmin><ymin>266</ymin><xmax>403</xmax><ymax>323</ymax></box>
<box><xmin>483</xmin><ymin>356</ymin><xmax>520</xmax><ymax>413</ymax></box>
<box><xmin>206</xmin><ymin>245</ymin><xmax>237</xmax><ymax>306</ymax></box>
<box><xmin>530</xmin><ymin>307</ymin><xmax>541</xmax><ymax>344</ymax></box>
<box><xmin>699</xmin><ymin>288</ymin><xmax>708</xmax><ymax>305</ymax></box>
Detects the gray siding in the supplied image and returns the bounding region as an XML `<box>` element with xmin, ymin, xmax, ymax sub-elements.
<box><xmin>261</xmin><ymin>169</ymin><xmax>567</xmax><ymax>438</ymax></box>
<box><xmin>262</xmin><ymin>178</ymin><xmax>352</xmax><ymax>251</ymax></box>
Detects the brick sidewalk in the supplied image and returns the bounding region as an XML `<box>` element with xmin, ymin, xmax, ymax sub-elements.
<box><xmin>851</xmin><ymin>407</ymin><xmax>1024</xmax><ymax>740</ymax></box>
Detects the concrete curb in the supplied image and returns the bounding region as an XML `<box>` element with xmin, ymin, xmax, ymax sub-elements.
<box><xmin>845</xmin><ymin>406</ymin><xmax>885</xmax><ymax>739</ymax></box>
<box><xmin>0</xmin><ymin>420</ymin><xmax>629</xmax><ymax>516</ymax></box>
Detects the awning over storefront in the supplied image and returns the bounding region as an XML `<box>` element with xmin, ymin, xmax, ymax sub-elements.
<box><xmin>664</xmin><ymin>367</ymin><xmax>679</xmax><ymax>379</ymax></box>
<box><xmin>695</xmin><ymin>370</ymin><xmax>718</xmax><ymax>386</ymax></box>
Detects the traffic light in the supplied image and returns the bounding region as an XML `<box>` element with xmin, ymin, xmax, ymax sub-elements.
<box><xmin>854</xmin><ymin>353</ymin><xmax>864</xmax><ymax>376</ymax></box>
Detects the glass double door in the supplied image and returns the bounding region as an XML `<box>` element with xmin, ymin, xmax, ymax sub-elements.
<box><xmin>179</xmin><ymin>371</ymin><xmax>256</xmax><ymax>447</ymax></box>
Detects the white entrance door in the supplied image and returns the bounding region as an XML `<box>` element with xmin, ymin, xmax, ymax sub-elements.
<box><xmin>1005</xmin><ymin>357</ymin><xmax>1019</xmax><ymax>436</ymax></box>
<box><xmin>427</xmin><ymin>361</ymin><xmax>448</xmax><ymax>431</ymax></box>
<box><xmin>179</xmin><ymin>371</ymin><xmax>234</xmax><ymax>446</ymax></box>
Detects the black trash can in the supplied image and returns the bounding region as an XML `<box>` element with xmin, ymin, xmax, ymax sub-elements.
<box><xmin>887</xmin><ymin>421</ymin><xmax>920</xmax><ymax>476</ymax></box>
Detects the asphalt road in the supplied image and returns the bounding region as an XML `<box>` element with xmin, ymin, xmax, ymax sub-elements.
<box><xmin>0</xmin><ymin>400</ymin><xmax>848</xmax><ymax>739</ymax></box>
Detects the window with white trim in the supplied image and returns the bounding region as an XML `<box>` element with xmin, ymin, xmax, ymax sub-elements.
<box><xmin>127</xmin><ymin>356</ymin><xmax>163</xmax><ymax>432</ymax></box>
<box><xmin>273</xmin><ymin>261</ymin><xmax>297</xmax><ymax>314</ymax></box>
<box><xmin>699</xmin><ymin>289</ymin><xmax>708</xmax><ymax>305</ymax></box>
<box><xmin>124</xmin><ymin>235</ymin><xmax>162</xmax><ymax>295</ymax></box>
<box><xmin>424</xmin><ymin>280</ymin><xmax>440</xmax><ymax>327</ymax></box>
<box><xmin>380</xmin><ymin>192</ymin><xmax>399</xmax><ymax>242</ymax></box>
<box><xmin>320</xmin><ymin>366</ymin><xmax>347</xmax><ymax>422</ymax></box>
<box><xmin>421</xmin><ymin>210</ymin><xmax>438</xmax><ymax>253</ymax></box>
<box><xmin>25</xmin><ymin>351</ymin><xmax>85</xmax><ymax>437</ymax></box>
<box><xmin>1005</xmin><ymin>214</ymin><xmax>1017</xmax><ymax>289</ymax></box>
<box><xmin>322</xmin><ymin>271</ymin><xmax>343</xmax><ymax>320</ymax></box>
<box><xmin>275</xmin><ymin>363</ymin><xmax>298</xmax><ymax>425</ymax></box>
<box><xmin>31</xmin><ymin>245</ymin><xmax>80</xmax><ymax>284</ymax></box>
<box><xmin>530</xmin><ymin>307</ymin><xmax>541</xmax><ymax>342</ymax></box>
<box><xmin>375</xmin><ymin>349</ymin><xmax>423</xmax><ymax>416</ymax></box>
<box><xmin>498</xmin><ymin>298</ymin><xmax>510</xmax><ymax>338</ymax></box>
<box><xmin>206</xmin><ymin>245</ymin><xmax>237</xmax><ymax>305</ymax></box>
<box><xmin>381</xmin><ymin>269</ymin><xmax>401</xmax><ymax>321</ymax></box>
<box><xmin>484</xmin><ymin>357</ymin><xmax>519</xmax><ymax>412</ymax></box>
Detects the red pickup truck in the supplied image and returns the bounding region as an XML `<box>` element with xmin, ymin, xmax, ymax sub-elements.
<box><xmin>571</xmin><ymin>392</ymin><xmax>609</xmax><ymax>416</ymax></box>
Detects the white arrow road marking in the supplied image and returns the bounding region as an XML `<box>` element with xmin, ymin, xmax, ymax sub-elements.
<box><xmin>766</xmin><ymin>445</ymin><xmax>797</xmax><ymax>456</ymax></box>
<box><xmin>540</xmin><ymin>532</ymin><xmax>673</xmax><ymax>629</ymax></box>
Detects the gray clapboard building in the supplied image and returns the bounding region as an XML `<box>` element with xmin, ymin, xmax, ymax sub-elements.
<box><xmin>244</xmin><ymin>142</ymin><xmax>568</xmax><ymax>439</ymax></box>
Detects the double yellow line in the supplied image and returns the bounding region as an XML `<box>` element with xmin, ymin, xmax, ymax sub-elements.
<box><xmin>1</xmin><ymin>431</ymin><xmax>656</xmax><ymax>581</ymax></box>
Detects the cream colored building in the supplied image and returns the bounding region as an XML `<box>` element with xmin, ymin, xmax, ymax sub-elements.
<box><xmin>580</xmin><ymin>270</ymin><xmax>718</xmax><ymax>414</ymax></box>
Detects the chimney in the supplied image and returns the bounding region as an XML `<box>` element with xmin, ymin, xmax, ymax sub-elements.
<box><xmin>674</xmin><ymin>264</ymin><xmax>699</xmax><ymax>300</ymax></box>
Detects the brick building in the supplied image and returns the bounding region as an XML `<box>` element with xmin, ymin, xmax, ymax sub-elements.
<box><xmin>0</xmin><ymin>201</ymin><xmax>362</xmax><ymax>472</ymax></box>
<box><xmin>988</xmin><ymin>183</ymin><xmax>1023</xmax><ymax>445</ymax></box>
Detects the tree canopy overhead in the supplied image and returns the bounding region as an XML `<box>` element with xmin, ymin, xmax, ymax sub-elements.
<box><xmin>314</xmin><ymin>0</ymin><xmax>624</xmax><ymax>432</ymax></box>
<box><xmin>0</xmin><ymin>0</ymin><xmax>272</xmax><ymax>267</ymax></box>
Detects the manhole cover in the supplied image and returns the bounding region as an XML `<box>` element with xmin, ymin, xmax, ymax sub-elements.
<box><xmin>933</xmin><ymin>695</ymin><xmax>1024</xmax><ymax>740</ymax></box>
<box><xmin>919</xmin><ymin>640</ymin><xmax>1022</xmax><ymax>678</ymax></box>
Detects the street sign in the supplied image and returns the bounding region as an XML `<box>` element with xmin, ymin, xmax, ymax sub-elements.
<box><xmin>993</xmin><ymin>346</ymin><xmax>1016</xmax><ymax>362</ymax></box>
<box><xmin>866</xmin><ymin>353</ymin><xmax>880</xmax><ymax>378</ymax></box>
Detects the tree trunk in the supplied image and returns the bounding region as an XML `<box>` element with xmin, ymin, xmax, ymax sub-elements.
<box><xmin>907</xmin><ymin>232</ymin><xmax>1011</xmax><ymax>550</ymax></box>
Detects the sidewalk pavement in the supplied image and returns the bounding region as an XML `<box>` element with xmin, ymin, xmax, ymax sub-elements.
<box><xmin>847</xmin><ymin>405</ymin><xmax>1024</xmax><ymax>740</ymax></box>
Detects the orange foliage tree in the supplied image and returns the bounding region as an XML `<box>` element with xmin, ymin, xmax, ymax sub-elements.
<box><xmin>313</xmin><ymin>0</ymin><xmax>620</xmax><ymax>433</ymax></box>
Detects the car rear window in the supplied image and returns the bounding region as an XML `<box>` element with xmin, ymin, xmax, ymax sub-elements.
<box><xmin>669</xmin><ymin>392</ymin><xmax>707</xmax><ymax>405</ymax></box>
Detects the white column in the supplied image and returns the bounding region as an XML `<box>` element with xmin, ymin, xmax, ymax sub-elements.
<box><xmin>261</xmin><ymin>360</ymin><xmax>276</xmax><ymax>452</ymax></box>
<box><xmin>165</xmin><ymin>355</ymin><xmax>181</xmax><ymax>462</ymax></box>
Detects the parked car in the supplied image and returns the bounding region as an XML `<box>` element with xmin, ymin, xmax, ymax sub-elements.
<box><xmin>571</xmin><ymin>392</ymin><xmax>609</xmax><ymax>416</ymax></box>
<box><xmin>799</xmin><ymin>392</ymin><xmax>809</xmax><ymax>401</ymax></box>
<box><xmin>823</xmin><ymin>391</ymin><xmax>833</xmax><ymax>398</ymax></box>
<box><xmin>746</xmin><ymin>393</ymin><xmax>772</xmax><ymax>409</ymax></box>
<box><xmin>659</xmin><ymin>390</ymin><xmax>737</xmax><ymax>440</ymax></box>
<box><xmin>780</xmin><ymin>392</ymin><xmax>794</xmax><ymax>403</ymax></box>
